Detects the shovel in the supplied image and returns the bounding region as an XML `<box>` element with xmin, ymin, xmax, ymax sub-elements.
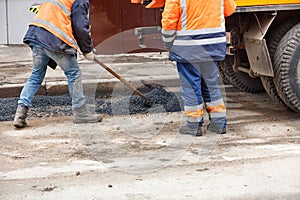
<box><xmin>93</xmin><ymin>57</ymin><xmax>152</xmax><ymax>107</ymax></box>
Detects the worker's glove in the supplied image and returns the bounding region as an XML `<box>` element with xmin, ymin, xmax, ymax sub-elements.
<box><xmin>83</xmin><ymin>51</ymin><xmax>95</xmax><ymax>61</ymax></box>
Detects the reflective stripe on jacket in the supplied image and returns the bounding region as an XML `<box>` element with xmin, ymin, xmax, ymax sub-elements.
<box><xmin>161</xmin><ymin>0</ymin><xmax>236</xmax><ymax>62</ymax></box>
<box><xmin>30</xmin><ymin>0</ymin><xmax>78</xmax><ymax>50</ymax></box>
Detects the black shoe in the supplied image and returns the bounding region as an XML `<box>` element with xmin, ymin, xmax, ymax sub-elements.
<box><xmin>207</xmin><ymin>124</ymin><xmax>226</xmax><ymax>134</ymax></box>
<box><xmin>179</xmin><ymin>124</ymin><xmax>202</xmax><ymax>136</ymax></box>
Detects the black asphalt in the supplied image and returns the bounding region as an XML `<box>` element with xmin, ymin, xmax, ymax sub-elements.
<box><xmin>1</xmin><ymin>87</ymin><xmax>182</xmax><ymax>122</ymax></box>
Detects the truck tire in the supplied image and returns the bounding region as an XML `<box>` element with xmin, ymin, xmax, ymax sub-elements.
<box><xmin>217</xmin><ymin>61</ymin><xmax>231</xmax><ymax>85</ymax></box>
<box><xmin>261</xmin><ymin>19</ymin><xmax>299</xmax><ymax>108</ymax></box>
<box><xmin>218</xmin><ymin>55</ymin><xmax>265</xmax><ymax>93</ymax></box>
<box><xmin>273</xmin><ymin>22</ymin><xmax>300</xmax><ymax>112</ymax></box>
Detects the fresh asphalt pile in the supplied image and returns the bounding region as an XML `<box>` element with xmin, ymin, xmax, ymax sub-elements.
<box><xmin>1</xmin><ymin>95</ymin><xmax>73</xmax><ymax>121</ymax></box>
<box><xmin>0</xmin><ymin>86</ymin><xmax>182</xmax><ymax>122</ymax></box>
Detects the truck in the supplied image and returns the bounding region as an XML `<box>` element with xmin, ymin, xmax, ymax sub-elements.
<box><xmin>131</xmin><ymin>0</ymin><xmax>300</xmax><ymax>113</ymax></box>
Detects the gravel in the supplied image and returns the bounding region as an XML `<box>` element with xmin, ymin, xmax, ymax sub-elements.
<box><xmin>0</xmin><ymin>87</ymin><xmax>182</xmax><ymax>122</ymax></box>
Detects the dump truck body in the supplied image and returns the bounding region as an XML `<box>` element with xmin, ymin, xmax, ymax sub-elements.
<box><xmin>222</xmin><ymin>1</ymin><xmax>300</xmax><ymax>113</ymax></box>
<box><xmin>235</xmin><ymin>0</ymin><xmax>300</xmax><ymax>6</ymax></box>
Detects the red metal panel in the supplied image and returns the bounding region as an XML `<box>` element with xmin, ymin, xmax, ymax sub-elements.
<box><xmin>90</xmin><ymin>0</ymin><xmax>161</xmax><ymax>54</ymax></box>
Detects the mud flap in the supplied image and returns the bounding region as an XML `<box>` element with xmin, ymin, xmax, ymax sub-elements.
<box><xmin>243</xmin><ymin>12</ymin><xmax>276</xmax><ymax>77</ymax></box>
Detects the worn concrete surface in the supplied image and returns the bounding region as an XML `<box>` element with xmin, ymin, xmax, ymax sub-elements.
<box><xmin>0</xmin><ymin>88</ymin><xmax>300</xmax><ymax>199</ymax></box>
<box><xmin>0</xmin><ymin>45</ymin><xmax>300</xmax><ymax>199</ymax></box>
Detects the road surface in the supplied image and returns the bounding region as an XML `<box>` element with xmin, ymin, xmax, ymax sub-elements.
<box><xmin>1</xmin><ymin>85</ymin><xmax>299</xmax><ymax>199</ymax></box>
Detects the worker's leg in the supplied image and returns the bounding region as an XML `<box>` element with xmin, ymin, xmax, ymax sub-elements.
<box><xmin>14</xmin><ymin>46</ymin><xmax>49</xmax><ymax>128</ymax></box>
<box><xmin>18</xmin><ymin>46</ymin><xmax>48</xmax><ymax>107</ymax></box>
<box><xmin>177</xmin><ymin>62</ymin><xmax>203</xmax><ymax>136</ymax></box>
<box><xmin>45</xmin><ymin>51</ymin><xmax>86</xmax><ymax>109</ymax></box>
<box><xmin>47</xmin><ymin>50</ymin><xmax>101</xmax><ymax>123</ymax></box>
<box><xmin>199</xmin><ymin>61</ymin><xmax>226</xmax><ymax>134</ymax></box>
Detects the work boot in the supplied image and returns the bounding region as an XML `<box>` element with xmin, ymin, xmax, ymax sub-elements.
<box><xmin>207</xmin><ymin>123</ymin><xmax>226</xmax><ymax>134</ymax></box>
<box><xmin>13</xmin><ymin>106</ymin><xmax>28</xmax><ymax>128</ymax></box>
<box><xmin>73</xmin><ymin>104</ymin><xmax>103</xmax><ymax>124</ymax></box>
<box><xmin>179</xmin><ymin>124</ymin><xmax>202</xmax><ymax>137</ymax></box>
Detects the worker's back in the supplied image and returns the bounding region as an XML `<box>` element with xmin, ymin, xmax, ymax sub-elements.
<box><xmin>161</xmin><ymin>0</ymin><xmax>236</xmax><ymax>62</ymax></box>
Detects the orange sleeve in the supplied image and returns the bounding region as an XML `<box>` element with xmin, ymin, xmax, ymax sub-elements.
<box><xmin>224</xmin><ymin>0</ymin><xmax>236</xmax><ymax>17</ymax></box>
<box><xmin>161</xmin><ymin>0</ymin><xmax>181</xmax><ymax>30</ymax></box>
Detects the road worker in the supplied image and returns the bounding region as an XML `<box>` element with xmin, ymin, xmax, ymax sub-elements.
<box><xmin>13</xmin><ymin>0</ymin><xmax>101</xmax><ymax>128</ymax></box>
<box><xmin>161</xmin><ymin>0</ymin><xmax>236</xmax><ymax>136</ymax></box>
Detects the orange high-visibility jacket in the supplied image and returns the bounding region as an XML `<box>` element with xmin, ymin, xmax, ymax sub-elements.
<box><xmin>30</xmin><ymin>0</ymin><xmax>78</xmax><ymax>50</ymax></box>
<box><xmin>161</xmin><ymin>0</ymin><xmax>236</xmax><ymax>62</ymax></box>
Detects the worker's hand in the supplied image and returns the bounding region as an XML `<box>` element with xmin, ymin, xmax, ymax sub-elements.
<box><xmin>83</xmin><ymin>51</ymin><xmax>95</xmax><ymax>61</ymax></box>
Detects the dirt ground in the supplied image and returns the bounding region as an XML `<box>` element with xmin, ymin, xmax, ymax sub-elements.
<box><xmin>0</xmin><ymin>86</ymin><xmax>300</xmax><ymax>199</ymax></box>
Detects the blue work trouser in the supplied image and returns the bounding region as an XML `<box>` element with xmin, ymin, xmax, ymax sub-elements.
<box><xmin>18</xmin><ymin>45</ymin><xmax>86</xmax><ymax>110</ymax></box>
<box><xmin>177</xmin><ymin>61</ymin><xmax>226</xmax><ymax>129</ymax></box>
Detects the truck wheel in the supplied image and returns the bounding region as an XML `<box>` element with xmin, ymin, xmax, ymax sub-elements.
<box><xmin>261</xmin><ymin>19</ymin><xmax>299</xmax><ymax>108</ymax></box>
<box><xmin>218</xmin><ymin>55</ymin><xmax>265</xmax><ymax>93</ymax></box>
<box><xmin>273</xmin><ymin>22</ymin><xmax>300</xmax><ymax>112</ymax></box>
<box><xmin>217</xmin><ymin>61</ymin><xmax>231</xmax><ymax>85</ymax></box>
